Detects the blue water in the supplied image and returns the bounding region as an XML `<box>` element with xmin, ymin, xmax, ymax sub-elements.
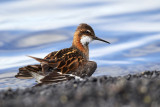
<box><xmin>0</xmin><ymin>0</ymin><xmax>160</xmax><ymax>90</ymax></box>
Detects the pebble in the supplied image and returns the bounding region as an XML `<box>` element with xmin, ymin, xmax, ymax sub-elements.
<box><xmin>0</xmin><ymin>71</ymin><xmax>160</xmax><ymax>107</ymax></box>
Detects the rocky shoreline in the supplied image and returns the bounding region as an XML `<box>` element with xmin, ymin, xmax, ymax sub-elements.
<box><xmin>1</xmin><ymin>71</ymin><xmax>160</xmax><ymax>107</ymax></box>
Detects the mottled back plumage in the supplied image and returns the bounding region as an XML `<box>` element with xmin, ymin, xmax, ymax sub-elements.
<box><xmin>28</xmin><ymin>47</ymin><xmax>87</xmax><ymax>74</ymax></box>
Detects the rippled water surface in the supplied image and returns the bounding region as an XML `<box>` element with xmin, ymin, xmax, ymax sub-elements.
<box><xmin>0</xmin><ymin>0</ymin><xmax>160</xmax><ymax>90</ymax></box>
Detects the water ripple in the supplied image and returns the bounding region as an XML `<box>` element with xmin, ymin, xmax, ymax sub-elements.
<box><xmin>16</xmin><ymin>34</ymin><xmax>68</xmax><ymax>48</ymax></box>
<box><xmin>90</xmin><ymin>34</ymin><xmax>160</xmax><ymax>57</ymax></box>
<box><xmin>0</xmin><ymin>0</ymin><xmax>160</xmax><ymax>90</ymax></box>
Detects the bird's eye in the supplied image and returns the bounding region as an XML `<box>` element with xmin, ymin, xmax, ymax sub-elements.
<box><xmin>85</xmin><ymin>30</ymin><xmax>91</xmax><ymax>34</ymax></box>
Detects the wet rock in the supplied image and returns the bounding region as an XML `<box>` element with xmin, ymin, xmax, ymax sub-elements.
<box><xmin>1</xmin><ymin>71</ymin><xmax>160</xmax><ymax>107</ymax></box>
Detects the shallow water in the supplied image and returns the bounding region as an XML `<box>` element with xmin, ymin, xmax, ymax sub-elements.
<box><xmin>0</xmin><ymin>0</ymin><xmax>160</xmax><ymax>90</ymax></box>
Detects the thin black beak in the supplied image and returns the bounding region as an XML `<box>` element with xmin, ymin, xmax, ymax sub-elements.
<box><xmin>93</xmin><ymin>36</ymin><xmax>110</xmax><ymax>44</ymax></box>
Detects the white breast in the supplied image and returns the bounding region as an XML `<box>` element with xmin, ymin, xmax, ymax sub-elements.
<box><xmin>80</xmin><ymin>36</ymin><xmax>93</xmax><ymax>46</ymax></box>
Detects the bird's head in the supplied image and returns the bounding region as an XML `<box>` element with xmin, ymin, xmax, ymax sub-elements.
<box><xmin>73</xmin><ymin>23</ymin><xmax>110</xmax><ymax>47</ymax></box>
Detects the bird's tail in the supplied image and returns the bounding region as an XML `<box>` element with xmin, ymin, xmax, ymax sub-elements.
<box><xmin>15</xmin><ymin>64</ymin><xmax>41</xmax><ymax>79</ymax></box>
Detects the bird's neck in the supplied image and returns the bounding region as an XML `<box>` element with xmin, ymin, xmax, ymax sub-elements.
<box><xmin>72</xmin><ymin>34</ymin><xmax>89</xmax><ymax>60</ymax></box>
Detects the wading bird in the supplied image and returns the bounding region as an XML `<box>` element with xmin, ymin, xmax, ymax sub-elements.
<box><xmin>15</xmin><ymin>23</ymin><xmax>110</xmax><ymax>85</ymax></box>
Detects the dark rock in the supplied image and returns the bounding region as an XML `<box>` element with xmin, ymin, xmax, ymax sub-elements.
<box><xmin>1</xmin><ymin>71</ymin><xmax>160</xmax><ymax>107</ymax></box>
<box><xmin>124</xmin><ymin>74</ymin><xmax>131</xmax><ymax>80</ymax></box>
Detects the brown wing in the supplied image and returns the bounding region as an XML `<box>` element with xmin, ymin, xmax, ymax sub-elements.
<box><xmin>20</xmin><ymin>48</ymin><xmax>88</xmax><ymax>84</ymax></box>
<box><xmin>28</xmin><ymin>48</ymin><xmax>87</xmax><ymax>74</ymax></box>
<box><xmin>33</xmin><ymin>72</ymin><xmax>76</xmax><ymax>86</ymax></box>
<box><xmin>15</xmin><ymin>64</ymin><xmax>41</xmax><ymax>79</ymax></box>
<box><xmin>39</xmin><ymin>72</ymin><xmax>74</xmax><ymax>84</ymax></box>
<box><xmin>44</xmin><ymin>51</ymin><xmax>58</xmax><ymax>59</ymax></box>
<box><xmin>27</xmin><ymin>48</ymin><xmax>86</xmax><ymax>84</ymax></box>
<box><xmin>15</xmin><ymin>51</ymin><xmax>58</xmax><ymax>79</ymax></box>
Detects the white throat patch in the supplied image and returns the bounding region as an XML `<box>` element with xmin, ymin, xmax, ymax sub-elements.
<box><xmin>80</xmin><ymin>36</ymin><xmax>93</xmax><ymax>46</ymax></box>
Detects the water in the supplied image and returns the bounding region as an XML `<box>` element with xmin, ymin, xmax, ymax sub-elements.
<box><xmin>0</xmin><ymin>0</ymin><xmax>160</xmax><ymax>90</ymax></box>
